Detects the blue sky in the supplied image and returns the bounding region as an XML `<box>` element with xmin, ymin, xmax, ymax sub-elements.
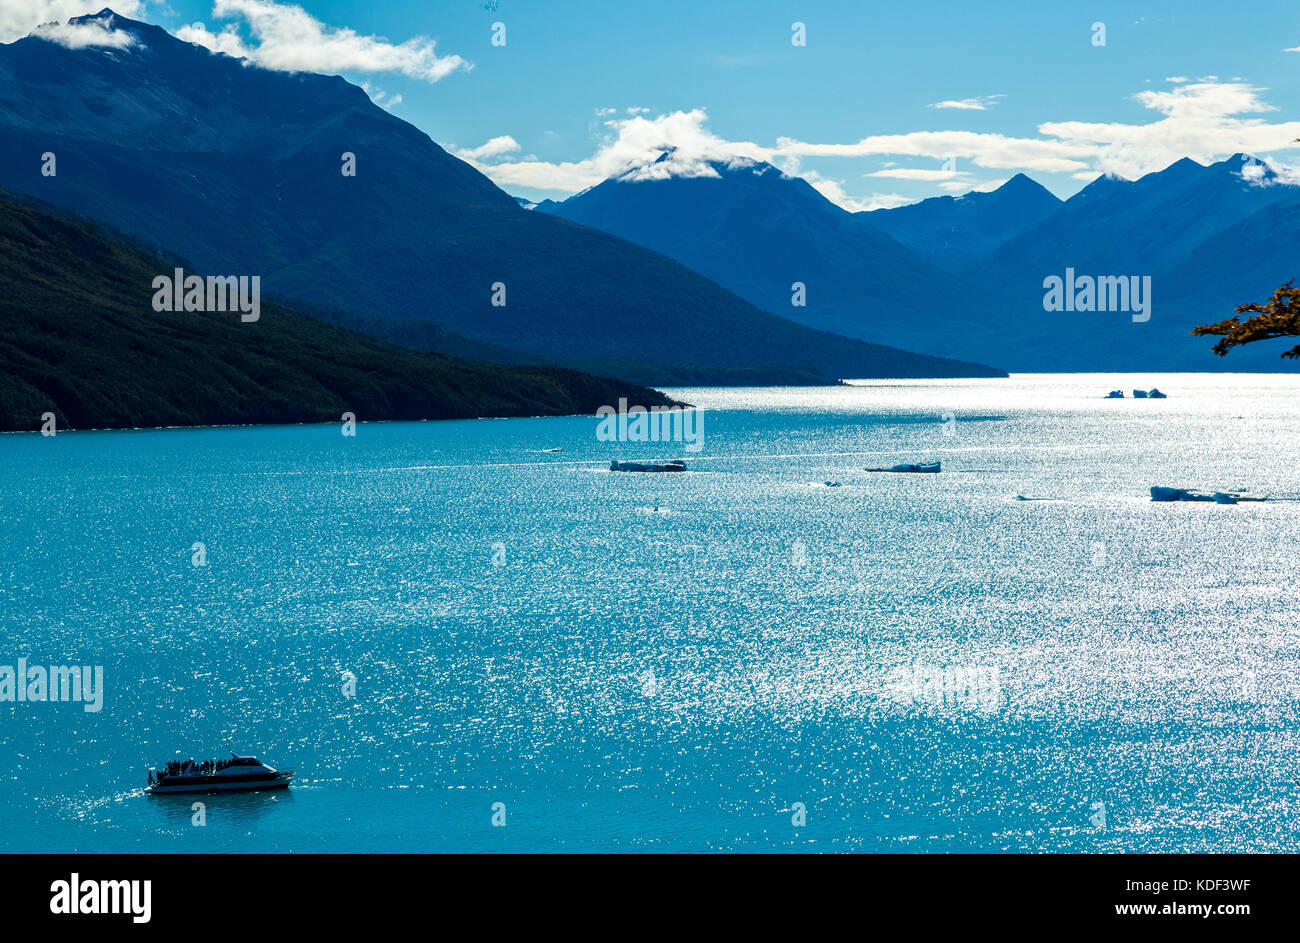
<box><xmin>11</xmin><ymin>1</ymin><xmax>1300</xmax><ymax>207</ymax></box>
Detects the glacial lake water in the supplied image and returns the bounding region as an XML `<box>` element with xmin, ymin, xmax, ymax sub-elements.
<box><xmin>2</xmin><ymin>373</ymin><xmax>1299</xmax><ymax>853</ymax></box>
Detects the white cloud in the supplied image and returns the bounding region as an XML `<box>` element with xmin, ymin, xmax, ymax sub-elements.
<box><xmin>358</xmin><ymin>82</ymin><xmax>402</xmax><ymax>110</ymax></box>
<box><xmin>176</xmin><ymin>21</ymin><xmax>246</xmax><ymax>57</ymax></box>
<box><xmin>794</xmin><ymin>170</ymin><xmax>877</xmax><ymax>211</ymax></box>
<box><xmin>468</xmin><ymin>157</ymin><xmax>602</xmax><ymax>193</ymax></box>
<box><xmin>778</xmin><ymin>81</ymin><xmax>1300</xmax><ymax>179</ymax></box>
<box><xmin>941</xmin><ymin>178</ymin><xmax>1007</xmax><ymax>193</ymax></box>
<box><xmin>1134</xmin><ymin>81</ymin><xmax>1273</xmax><ymax>119</ymax></box>
<box><xmin>458</xmin><ymin>109</ymin><xmax>772</xmax><ymax>193</ymax></box>
<box><xmin>853</xmin><ymin>191</ymin><xmax>914</xmax><ymax>210</ymax></box>
<box><xmin>864</xmin><ymin>168</ymin><xmax>966</xmax><ymax>181</ymax></box>
<box><xmin>1036</xmin><ymin>82</ymin><xmax>1300</xmax><ymax>179</ymax></box>
<box><xmin>601</xmin><ymin>111</ymin><xmax>770</xmax><ymax>179</ymax></box>
<box><xmin>459</xmin><ymin>81</ymin><xmax>1300</xmax><ymax>208</ymax></box>
<box><xmin>0</xmin><ymin>1</ymin><xmax>144</xmax><ymax>43</ymax></box>
<box><xmin>776</xmin><ymin>130</ymin><xmax>1094</xmax><ymax>174</ymax></box>
<box><xmin>927</xmin><ymin>94</ymin><xmax>1005</xmax><ymax>111</ymax></box>
<box><xmin>176</xmin><ymin>0</ymin><xmax>468</xmax><ymax>82</ymax></box>
<box><xmin>454</xmin><ymin>135</ymin><xmax>520</xmax><ymax>161</ymax></box>
<box><xmin>30</xmin><ymin>19</ymin><xmax>137</xmax><ymax>48</ymax></box>
<box><xmin>799</xmin><ymin>171</ymin><xmax>919</xmax><ymax>211</ymax></box>
<box><xmin>1241</xmin><ymin>155</ymin><xmax>1300</xmax><ymax>187</ymax></box>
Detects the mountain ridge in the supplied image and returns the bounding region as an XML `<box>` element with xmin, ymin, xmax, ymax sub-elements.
<box><xmin>861</xmin><ymin>172</ymin><xmax>1063</xmax><ymax>272</ymax></box>
<box><xmin>539</xmin><ymin>155</ymin><xmax>987</xmax><ymax>347</ymax></box>
<box><xmin>541</xmin><ymin>149</ymin><xmax>1300</xmax><ymax>371</ymax></box>
<box><xmin>0</xmin><ymin>10</ymin><xmax>1004</xmax><ymax>383</ymax></box>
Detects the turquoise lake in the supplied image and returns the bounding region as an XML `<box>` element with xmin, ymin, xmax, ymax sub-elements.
<box><xmin>2</xmin><ymin>373</ymin><xmax>1299</xmax><ymax>852</ymax></box>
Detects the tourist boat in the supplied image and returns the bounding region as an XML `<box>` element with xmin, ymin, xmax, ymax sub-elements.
<box><xmin>147</xmin><ymin>752</ymin><xmax>294</xmax><ymax>794</ymax></box>
<box><xmin>609</xmin><ymin>460</ymin><xmax>686</xmax><ymax>473</ymax></box>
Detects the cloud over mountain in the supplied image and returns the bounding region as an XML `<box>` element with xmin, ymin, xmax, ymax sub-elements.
<box><xmin>29</xmin><ymin>18</ymin><xmax>136</xmax><ymax>48</ymax></box>
<box><xmin>0</xmin><ymin>0</ymin><xmax>142</xmax><ymax>42</ymax></box>
<box><xmin>176</xmin><ymin>0</ymin><xmax>468</xmax><ymax>82</ymax></box>
<box><xmin>457</xmin><ymin>109</ymin><xmax>769</xmax><ymax>193</ymax></box>
<box><xmin>461</xmin><ymin>82</ymin><xmax>1300</xmax><ymax>209</ymax></box>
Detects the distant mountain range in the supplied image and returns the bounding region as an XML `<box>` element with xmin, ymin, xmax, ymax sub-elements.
<box><xmin>0</xmin><ymin>9</ymin><xmax>1001</xmax><ymax>385</ymax></box>
<box><xmin>541</xmin><ymin>152</ymin><xmax>1300</xmax><ymax>372</ymax></box>
<box><xmin>539</xmin><ymin>152</ymin><xmax>971</xmax><ymax>349</ymax></box>
<box><xmin>865</xmin><ymin>173</ymin><xmax>1063</xmax><ymax>271</ymax></box>
<box><xmin>0</xmin><ymin>190</ymin><xmax>678</xmax><ymax>432</ymax></box>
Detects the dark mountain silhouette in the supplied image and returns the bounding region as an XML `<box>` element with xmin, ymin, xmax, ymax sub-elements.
<box><xmin>0</xmin><ymin>190</ymin><xmax>680</xmax><ymax>432</ymax></box>
<box><xmin>0</xmin><ymin>9</ymin><xmax>1002</xmax><ymax>383</ymax></box>
<box><xmin>862</xmin><ymin>173</ymin><xmax>1063</xmax><ymax>272</ymax></box>
<box><xmin>543</xmin><ymin>149</ymin><xmax>1300</xmax><ymax>371</ymax></box>
<box><xmin>539</xmin><ymin>155</ymin><xmax>984</xmax><ymax>346</ymax></box>
<box><xmin>960</xmin><ymin>155</ymin><xmax>1300</xmax><ymax>370</ymax></box>
<box><xmin>986</xmin><ymin>156</ymin><xmax>1299</xmax><ymax>285</ymax></box>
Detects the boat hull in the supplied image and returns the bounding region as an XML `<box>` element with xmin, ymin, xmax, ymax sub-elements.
<box><xmin>147</xmin><ymin>774</ymin><xmax>294</xmax><ymax>795</ymax></box>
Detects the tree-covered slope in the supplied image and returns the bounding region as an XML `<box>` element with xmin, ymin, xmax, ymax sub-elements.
<box><xmin>0</xmin><ymin>194</ymin><xmax>677</xmax><ymax>432</ymax></box>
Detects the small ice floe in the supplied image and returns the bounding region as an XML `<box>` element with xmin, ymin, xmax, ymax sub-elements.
<box><xmin>1132</xmin><ymin>388</ymin><xmax>1167</xmax><ymax>399</ymax></box>
<box><xmin>1150</xmin><ymin>486</ymin><xmax>1266</xmax><ymax>503</ymax></box>
<box><xmin>1106</xmin><ymin>390</ymin><xmax>1124</xmax><ymax>398</ymax></box>
<box><xmin>610</xmin><ymin>460</ymin><xmax>686</xmax><ymax>473</ymax></box>
<box><xmin>865</xmin><ymin>461</ymin><xmax>940</xmax><ymax>474</ymax></box>
<box><xmin>823</xmin><ymin>480</ymin><xmax>843</xmax><ymax>487</ymax></box>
